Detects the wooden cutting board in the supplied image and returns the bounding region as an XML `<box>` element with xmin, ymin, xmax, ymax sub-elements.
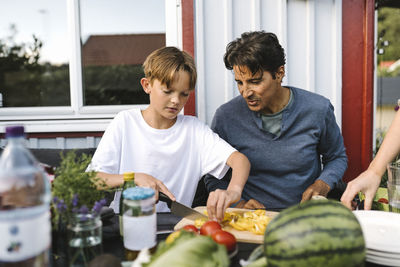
<box><xmin>174</xmin><ymin>206</ymin><xmax>278</xmax><ymax>244</ymax></box>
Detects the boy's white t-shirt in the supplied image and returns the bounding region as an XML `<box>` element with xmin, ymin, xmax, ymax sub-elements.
<box><xmin>88</xmin><ymin>108</ymin><xmax>236</xmax><ymax>212</ymax></box>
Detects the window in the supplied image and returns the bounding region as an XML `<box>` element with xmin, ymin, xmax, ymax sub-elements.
<box><xmin>0</xmin><ymin>1</ymin><xmax>70</xmax><ymax>107</ymax></box>
<box><xmin>0</xmin><ymin>0</ymin><xmax>179</xmax><ymax>132</ymax></box>
<box><xmin>80</xmin><ymin>0</ymin><xmax>165</xmax><ymax>106</ymax></box>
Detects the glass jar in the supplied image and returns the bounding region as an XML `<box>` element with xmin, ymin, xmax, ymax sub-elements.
<box><xmin>67</xmin><ymin>213</ymin><xmax>103</xmax><ymax>267</ymax></box>
<box><xmin>122</xmin><ymin>187</ymin><xmax>156</xmax><ymax>261</ymax></box>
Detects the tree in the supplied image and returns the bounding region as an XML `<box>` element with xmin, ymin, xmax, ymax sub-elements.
<box><xmin>377</xmin><ymin>7</ymin><xmax>400</xmax><ymax>62</ymax></box>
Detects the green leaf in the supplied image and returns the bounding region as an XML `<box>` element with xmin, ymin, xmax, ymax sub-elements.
<box><xmin>51</xmin><ymin>150</ymin><xmax>107</xmax><ymax>227</ymax></box>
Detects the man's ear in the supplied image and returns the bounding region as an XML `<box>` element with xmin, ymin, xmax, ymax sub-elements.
<box><xmin>276</xmin><ymin>65</ymin><xmax>285</xmax><ymax>82</ymax></box>
<box><xmin>141</xmin><ymin>78</ymin><xmax>151</xmax><ymax>94</ymax></box>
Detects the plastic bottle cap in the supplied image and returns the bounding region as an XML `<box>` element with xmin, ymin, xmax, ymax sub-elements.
<box><xmin>123</xmin><ymin>187</ymin><xmax>155</xmax><ymax>200</ymax></box>
<box><xmin>123</xmin><ymin>172</ymin><xmax>135</xmax><ymax>181</ymax></box>
<box><xmin>5</xmin><ymin>126</ymin><xmax>25</xmax><ymax>138</ymax></box>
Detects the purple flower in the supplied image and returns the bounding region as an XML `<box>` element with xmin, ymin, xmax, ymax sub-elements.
<box><xmin>395</xmin><ymin>105</ymin><xmax>399</xmax><ymax>111</ymax></box>
<box><xmin>92</xmin><ymin>198</ymin><xmax>107</xmax><ymax>214</ymax></box>
<box><xmin>99</xmin><ymin>199</ymin><xmax>107</xmax><ymax>206</ymax></box>
<box><xmin>79</xmin><ymin>205</ymin><xmax>89</xmax><ymax>215</ymax></box>
<box><xmin>72</xmin><ymin>194</ymin><xmax>79</xmax><ymax>207</ymax></box>
<box><xmin>56</xmin><ymin>199</ymin><xmax>67</xmax><ymax>212</ymax></box>
<box><xmin>52</xmin><ymin>196</ymin><xmax>59</xmax><ymax>203</ymax></box>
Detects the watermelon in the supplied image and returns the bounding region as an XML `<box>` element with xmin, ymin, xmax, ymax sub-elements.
<box><xmin>264</xmin><ymin>199</ymin><xmax>365</xmax><ymax>267</ymax></box>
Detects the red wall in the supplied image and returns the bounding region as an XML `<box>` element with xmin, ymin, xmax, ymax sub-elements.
<box><xmin>182</xmin><ymin>0</ymin><xmax>196</xmax><ymax>116</ymax></box>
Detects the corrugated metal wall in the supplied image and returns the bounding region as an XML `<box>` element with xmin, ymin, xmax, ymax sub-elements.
<box><xmin>195</xmin><ymin>0</ymin><xmax>342</xmax><ymax>127</ymax></box>
<box><xmin>1</xmin><ymin>0</ymin><xmax>343</xmax><ymax>149</ymax></box>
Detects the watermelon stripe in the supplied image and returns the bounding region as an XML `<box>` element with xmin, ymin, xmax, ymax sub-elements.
<box><xmin>272</xmin><ymin>203</ymin><xmax>353</xmax><ymax>218</ymax></box>
<box><xmin>266</xmin><ymin>212</ymin><xmax>358</xmax><ymax>233</ymax></box>
<box><xmin>267</xmin><ymin>245</ymin><xmax>366</xmax><ymax>260</ymax></box>
<box><xmin>270</xmin><ymin>201</ymin><xmax>349</xmax><ymax>221</ymax></box>
<box><xmin>269</xmin><ymin>203</ymin><xmax>354</xmax><ymax>220</ymax></box>
<box><xmin>266</xmin><ymin>228</ymin><xmax>363</xmax><ymax>246</ymax></box>
<box><xmin>264</xmin><ymin>200</ymin><xmax>365</xmax><ymax>267</ymax></box>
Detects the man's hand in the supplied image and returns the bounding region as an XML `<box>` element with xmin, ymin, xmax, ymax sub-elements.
<box><xmin>207</xmin><ymin>189</ymin><xmax>241</xmax><ymax>222</ymax></box>
<box><xmin>134</xmin><ymin>173</ymin><xmax>175</xmax><ymax>202</ymax></box>
<box><xmin>235</xmin><ymin>199</ymin><xmax>265</xmax><ymax>209</ymax></box>
<box><xmin>301</xmin><ymin>180</ymin><xmax>331</xmax><ymax>202</ymax></box>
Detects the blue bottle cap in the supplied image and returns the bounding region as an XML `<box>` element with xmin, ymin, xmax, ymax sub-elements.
<box><xmin>5</xmin><ymin>126</ymin><xmax>25</xmax><ymax>138</ymax></box>
<box><xmin>123</xmin><ymin>187</ymin><xmax>155</xmax><ymax>200</ymax></box>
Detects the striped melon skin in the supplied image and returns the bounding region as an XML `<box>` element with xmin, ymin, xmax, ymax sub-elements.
<box><xmin>264</xmin><ymin>199</ymin><xmax>365</xmax><ymax>267</ymax></box>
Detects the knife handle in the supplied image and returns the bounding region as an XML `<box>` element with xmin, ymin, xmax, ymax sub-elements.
<box><xmin>158</xmin><ymin>191</ymin><xmax>172</xmax><ymax>209</ymax></box>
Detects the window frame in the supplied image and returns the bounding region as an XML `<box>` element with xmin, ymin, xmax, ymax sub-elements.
<box><xmin>0</xmin><ymin>0</ymin><xmax>181</xmax><ymax>133</ymax></box>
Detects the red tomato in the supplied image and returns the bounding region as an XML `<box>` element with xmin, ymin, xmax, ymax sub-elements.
<box><xmin>200</xmin><ymin>221</ymin><xmax>222</xmax><ymax>236</ymax></box>
<box><xmin>378</xmin><ymin>198</ymin><xmax>389</xmax><ymax>204</ymax></box>
<box><xmin>182</xmin><ymin>224</ymin><xmax>198</xmax><ymax>233</ymax></box>
<box><xmin>211</xmin><ymin>229</ymin><xmax>237</xmax><ymax>252</ymax></box>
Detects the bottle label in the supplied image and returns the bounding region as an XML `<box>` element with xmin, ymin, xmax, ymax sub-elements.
<box><xmin>111</xmin><ymin>190</ymin><xmax>122</xmax><ymax>214</ymax></box>
<box><xmin>123</xmin><ymin>213</ymin><xmax>156</xmax><ymax>251</ymax></box>
<box><xmin>0</xmin><ymin>210</ymin><xmax>50</xmax><ymax>262</ymax></box>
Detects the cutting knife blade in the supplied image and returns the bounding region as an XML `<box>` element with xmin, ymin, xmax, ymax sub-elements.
<box><xmin>159</xmin><ymin>192</ymin><xmax>208</xmax><ymax>220</ymax></box>
<box><xmin>170</xmin><ymin>201</ymin><xmax>208</xmax><ymax>220</ymax></box>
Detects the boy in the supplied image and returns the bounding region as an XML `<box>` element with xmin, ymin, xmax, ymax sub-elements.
<box><xmin>88</xmin><ymin>47</ymin><xmax>250</xmax><ymax>221</ymax></box>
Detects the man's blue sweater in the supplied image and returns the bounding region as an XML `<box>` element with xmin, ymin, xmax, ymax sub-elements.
<box><xmin>205</xmin><ymin>87</ymin><xmax>348</xmax><ymax>210</ymax></box>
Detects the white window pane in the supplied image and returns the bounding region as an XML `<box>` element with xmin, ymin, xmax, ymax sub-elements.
<box><xmin>80</xmin><ymin>0</ymin><xmax>166</xmax><ymax>106</ymax></box>
<box><xmin>0</xmin><ymin>0</ymin><xmax>70</xmax><ymax>107</ymax></box>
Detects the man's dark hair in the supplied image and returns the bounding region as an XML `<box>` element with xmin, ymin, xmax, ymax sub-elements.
<box><xmin>223</xmin><ymin>31</ymin><xmax>286</xmax><ymax>79</ymax></box>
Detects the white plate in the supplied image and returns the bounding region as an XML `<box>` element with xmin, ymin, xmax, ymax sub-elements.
<box><xmin>367</xmin><ymin>249</ymin><xmax>400</xmax><ymax>259</ymax></box>
<box><xmin>366</xmin><ymin>254</ymin><xmax>400</xmax><ymax>266</ymax></box>
<box><xmin>353</xmin><ymin>210</ymin><xmax>400</xmax><ymax>254</ymax></box>
<box><xmin>121</xmin><ymin>262</ymin><xmax>132</xmax><ymax>267</ymax></box>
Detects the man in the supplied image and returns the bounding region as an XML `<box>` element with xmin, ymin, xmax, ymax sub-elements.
<box><xmin>205</xmin><ymin>31</ymin><xmax>347</xmax><ymax>211</ymax></box>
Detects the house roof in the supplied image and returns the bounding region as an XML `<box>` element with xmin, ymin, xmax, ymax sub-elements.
<box><xmin>379</xmin><ymin>60</ymin><xmax>396</xmax><ymax>69</ymax></box>
<box><xmin>388</xmin><ymin>59</ymin><xmax>400</xmax><ymax>72</ymax></box>
<box><xmin>377</xmin><ymin>76</ymin><xmax>400</xmax><ymax>105</ymax></box>
<box><xmin>82</xmin><ymin>34</ymin><xmax>165</xmax><ymax>66</ymax></box>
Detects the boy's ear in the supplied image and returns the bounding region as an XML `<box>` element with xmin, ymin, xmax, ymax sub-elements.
<box><xmin>141</xmin><ymin>78</ymin><xmax>151</xmax><ymax>94</ymax></box>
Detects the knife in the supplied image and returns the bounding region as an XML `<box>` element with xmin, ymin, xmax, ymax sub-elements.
<box><xmin>159</xmin><ymin>192</ymin><xmax>208</xmax><ymax>221</ymax></box>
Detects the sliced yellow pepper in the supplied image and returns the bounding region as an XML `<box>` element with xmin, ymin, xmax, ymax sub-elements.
<box><xmin>194</xmin><ymin>209</ymin><xmax>272</xmax><ymax>235</ymax></box>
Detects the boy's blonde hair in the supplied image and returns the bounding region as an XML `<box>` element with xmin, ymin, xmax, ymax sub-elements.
<box><xmin>143</xmin><ymin>46</ymin><xmax>197</xmax><ymax>90</ymax></box>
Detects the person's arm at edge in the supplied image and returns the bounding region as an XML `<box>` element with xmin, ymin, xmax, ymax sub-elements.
<box><xmin>206</xmin><ymin>151</ymin><xmax>250</xmax><ymax>222</ymax></box>
<box><xmin>341</xmin><ymin>110</ymin><xmax>400</xmax><ymax>210</ymax></box>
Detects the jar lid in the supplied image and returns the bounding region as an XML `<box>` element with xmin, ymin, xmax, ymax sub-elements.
<box><xmin>5</xmin><ymin>126</ymin><xmax>25</xmax><ymax>138</ymax></box>
<box><xmin>123</xmin><ymin>187</ymin><xmax>155</xmax><ymax>200</ymax></box>
<box><xmin>123</xmin><ymin>172</ymin><xmax>135</xmax><ymax>181</ymax></box>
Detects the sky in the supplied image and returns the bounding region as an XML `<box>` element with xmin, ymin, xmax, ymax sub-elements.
<box><xmin>0</xmin><ymin>0</ymin><xmax>165</xmax><ymax>64</ymax></box>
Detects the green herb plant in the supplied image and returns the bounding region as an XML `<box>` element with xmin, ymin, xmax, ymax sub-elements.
<box><xmin>51</xmin><ymin>150</ymin><xmax>107</xmax><ymax>228</ymax></box>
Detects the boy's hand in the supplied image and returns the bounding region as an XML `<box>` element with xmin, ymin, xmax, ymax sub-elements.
<box><xmin>206</xmin><ymin>189</ymin><xmax>241</xmax><ymax>222</ymax></box>
<box><xmin>134</xmin><ymin>173</ymin><xmax>175</xmax><ymax>202</ymax></box>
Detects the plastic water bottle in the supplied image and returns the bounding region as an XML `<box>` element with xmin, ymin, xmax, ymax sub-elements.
<box><xmin>0</xmin><ymin>126</ymin><xmax>51</xmax><ymax>266</ymax></box>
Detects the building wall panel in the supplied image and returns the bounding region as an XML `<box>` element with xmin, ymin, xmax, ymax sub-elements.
<box><xmin>195</xmin><ymin>0</ymin><xmax>342</xmax><ymax>126</ymax></box>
